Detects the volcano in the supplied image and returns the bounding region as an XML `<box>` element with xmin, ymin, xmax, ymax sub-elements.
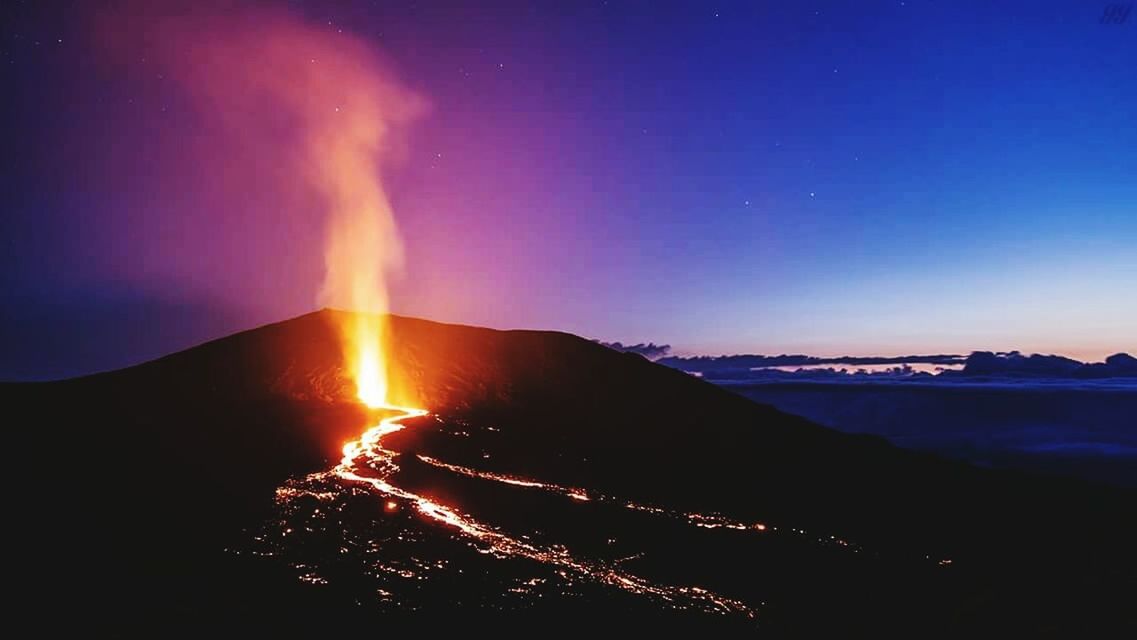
<box><xmin>7</xmin><ymin>310</ymin><xmax>1135</xmax><ymax>635</ymax></box>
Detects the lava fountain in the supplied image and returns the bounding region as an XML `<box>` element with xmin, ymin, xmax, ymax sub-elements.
<box><xmin>311</xmin><ymin>47</ymin><xmax>421</xmax><ymax>409</ymax></box>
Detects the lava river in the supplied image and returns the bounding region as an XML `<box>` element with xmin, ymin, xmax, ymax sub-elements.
<box><xmin>268</xmin><ymin>407</ymin><xmax>756</xmax><ymax>618</ymax></box>
<box><xmin>256</xmin><ymin>406</ymin><xmax>945</xmax><ymax>622</ymax></box>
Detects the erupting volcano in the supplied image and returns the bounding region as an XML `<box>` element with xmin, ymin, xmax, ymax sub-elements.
<box><xmin>89</xmin><ymin>3</ymin><xmax>769</xmax><ymax>619</ymax></box>
<box><xmin>5</xmin><ymin>2</ymin><xmax>1135</xmax><ymax>637</ymax></box>
<box><xmin>5</xmin><ymin>310</ymin><xmax>1134</xmax><ymax>635</ymax></box>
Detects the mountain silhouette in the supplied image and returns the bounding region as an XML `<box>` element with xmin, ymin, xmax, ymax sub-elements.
<box><xmin>6</xmin><ymin>310</ymin><xmax>1134</xmax><ymax>636</ymax></box>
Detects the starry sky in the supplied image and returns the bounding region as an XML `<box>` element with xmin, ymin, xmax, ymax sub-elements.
<box><xmin>2</xmin><ymin>0</ymin><xmax>1135</xmax><ymax>379</ymax></box>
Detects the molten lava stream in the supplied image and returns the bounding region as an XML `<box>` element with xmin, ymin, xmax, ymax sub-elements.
<box><xmin>326</xmin><ymin>404</ymin><xmax>757</xmax><ymax>618</ymax></box>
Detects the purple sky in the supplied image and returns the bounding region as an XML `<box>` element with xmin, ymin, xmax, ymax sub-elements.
<box><xmin>2</xmin><ymin>1</ymin><xmax>1135</xmax><ymax>379</ymax></box>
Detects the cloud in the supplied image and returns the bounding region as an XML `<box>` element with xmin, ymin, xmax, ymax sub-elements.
<box><xmin>948</xmin><ymin>351</ymin><xmax>1137</xmax><ymax>379</ymax></box>
<box><xmin>597</xmin><ymin>341</ymin><xmax>671</xmax><ymax>360</ymax></box>
<box><xmin>658</xmin><ymin>353</ymin><xmax>966</xmax><ymax>372</ymax></box>
<box><xmin>659</xmin><ymin>351</ymin><xmax>1137</xmax><ymax>384</ymax></box>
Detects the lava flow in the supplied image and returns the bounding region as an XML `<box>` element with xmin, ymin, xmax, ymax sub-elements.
<box><xmin>320</xmin><ymin>402</ymin><xmax>757</xmax><ymax>617</ymax></box>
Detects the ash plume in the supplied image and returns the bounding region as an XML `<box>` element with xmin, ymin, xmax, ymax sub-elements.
<box><xmin>93</xmin><ymin>1</ymin><xmax>428</xmax><ymax>401</ymax></box>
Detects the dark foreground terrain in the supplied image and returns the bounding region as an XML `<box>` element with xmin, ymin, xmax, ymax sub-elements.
<box><xmin>6</xmin><ymin>310</ymin><xmax>1135</xmax><ymax>636</ymax></box>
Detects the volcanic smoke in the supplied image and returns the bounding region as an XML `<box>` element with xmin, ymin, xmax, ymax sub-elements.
<box><xmin>99</xmin><ymin>3</ymin><xmax>427</xmax><ymax>406</ymax></box>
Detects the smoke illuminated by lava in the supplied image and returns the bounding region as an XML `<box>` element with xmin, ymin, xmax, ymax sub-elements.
<box><xmin>97</xmin><ymin>1</ymin><xmax>426</xmax><ymax>407</ymax></box>
<box><xmin>92</xmin><ymin>4</ymin><xmax>763</xmax><ymax>616</ymax></box>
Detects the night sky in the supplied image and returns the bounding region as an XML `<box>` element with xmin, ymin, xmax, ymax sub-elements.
<box><xmin>2</xmin><ymin>0</ymin><xmax>1135</xmax><ymax>380</ymax></box>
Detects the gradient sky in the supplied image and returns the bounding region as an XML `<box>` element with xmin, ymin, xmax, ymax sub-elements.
<box><xmin>2</xmin><ymin>0</ymin><xmax>1135</xmax><ymax>379</ymax></box>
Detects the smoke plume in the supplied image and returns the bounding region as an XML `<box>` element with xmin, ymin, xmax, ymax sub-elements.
<box><xmin>94</xmin><ymin>2</ymin><xmax>427</xmax><ymax>404</ymax></box>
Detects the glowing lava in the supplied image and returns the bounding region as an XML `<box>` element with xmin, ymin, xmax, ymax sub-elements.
<box><xmin>325</xmin><ymin>405</ymin><xmax>756</xmax><ymax>617</ymax></box>
<box><xmin>320</xmin><ymin>291</ymin><xmax>755</xmax><ymax>612</ymax></box>
<box><xmin>350</xmin><ymin>314</ymin><xmax>390</xmax><ymax>408</ymax></box>
<box><xmin>320</xmin><ymin>307</ymin><xmax>756</xmax><ymax>616</ymax></box>
<box><xmin>313</xmin><ymin>333</ymin><xmax>757</xmax><ymax>616</ymax></box>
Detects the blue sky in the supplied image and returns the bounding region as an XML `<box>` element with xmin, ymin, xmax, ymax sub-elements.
<box><xmin>1</xmin><ymin>1</ymin><xmax>1134</xmax><ymax>378</ymax></box>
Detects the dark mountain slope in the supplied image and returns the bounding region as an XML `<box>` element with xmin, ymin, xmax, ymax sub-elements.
<box><xmin>5</xmin><ymin>309</ymin><xmax>1134</xmax><ymax>634</ymax></box>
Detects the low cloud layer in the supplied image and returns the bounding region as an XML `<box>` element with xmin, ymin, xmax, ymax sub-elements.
<box><xmin>659</xmin><ymin>353</ymin><xmax>966</xmax><ymax>372</ymax></box>
<box><xmin>659</xmin><ymin>350</ymin><xmax>1137</xmax><ymax>384</ymax></box>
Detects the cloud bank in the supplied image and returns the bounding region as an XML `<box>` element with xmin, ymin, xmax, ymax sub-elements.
<box><xmin>597</xmin><ymin>341</ymin><xmax>672</xmax><ymax>360</ymax></box>
<box><xmin>659</xmin><ymin>350</ymin><xmax>1137</xmax><ymax>385</ymax></box>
